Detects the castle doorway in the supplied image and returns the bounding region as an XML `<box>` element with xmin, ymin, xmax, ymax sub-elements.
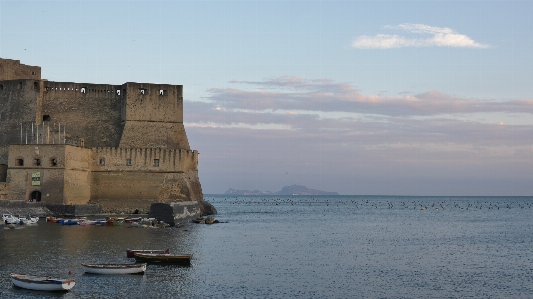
<box><xmin>30</xmin><ymin>190</ymin><xmax>42</xmax><ymax>202</ymax></box>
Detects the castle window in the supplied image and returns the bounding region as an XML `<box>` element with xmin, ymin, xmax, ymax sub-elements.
<box><xmin>0</xmin><ymin>84</ymin><xmax>3</xmax><ymax>90</ymax></box>
<box><xmin>50</xmin><ymin>158</ymin><xmax>57</xmax><ymax>167</ymax></box>
<box><xmin>116</xmin><ymin>90</ymin><xmax>120</xmax><ymax>96</ymax></box>
<box><xmin>159</xmin><ymin>89</ymin><xmax>166</xmax><ymax>95</ymax></box>
<box><xmin>99</xmin><ymin>158</ymin><xmax>105</xmax><ymax>166</ymax></box>
<box><xmin>32</xmin><ymin>71</ymin><xmax>36</xmax><ymax>75</ymax></box>
<box><xmin>18</xmin><ymin>82</ymin><xmax>22</xmax><ymax>89</ymax></box>
<box><xmin>43</xmin><ymin>115</ymin><xmax>51</xmax><ymax>122</ymax></box>
<box><xmin>34</xmin><ymin>82</ymin><xmax>39</xmax><ymax>90</ymax></box>
<box><xmin>153</xmin><ymin>159</ymin><xmax>159</xmax><ymax>167</ymax></box>
<box><xmin>81</xmin><ymin>87</ymin><xmax>86</xmax><ymax>93</ymax></box>
<box><xmin>16</xmin><ymin>159</ymin><xmax>24</xmax><ymax>166</ymax></box>
<box><xmin>139</xmin><ymin>88</ymin><xmax>147</xmax><ymax>95</ymax></box>
<box><xmin>126</xmin><ymin>158</ymin><xmax>132</xmax><ymax>166</ymax></box>
<box><xmin>34</xmin><ymin>158</ymin><xmax>41</xmax><ymax>166</ymax></box>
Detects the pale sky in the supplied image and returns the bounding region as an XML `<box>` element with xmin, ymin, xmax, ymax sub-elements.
<box><xmin>1</xmin><ymin>0</ymin><xmax>532</xmax><ymax>195</ymax></box>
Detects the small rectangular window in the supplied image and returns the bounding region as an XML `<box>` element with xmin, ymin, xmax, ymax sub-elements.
<box><xmin>32</xmin><ymin>71</ymin><xmax>36</xmax><ymax>75</ymax></box>
<box><xmin>99</xmin><ymin>158</ymin><xmax>105</xmax><ymax>166</ymax></box>
<box><xmin>50</xmin><ymin>158</ymin><xmax>57</xmax><ymax>167</ymax></box>
<box><xmin>18</xmin><ymin>82</ymin><xmax>22</xmax><ymax>89</ymax></box>
<box><xmin>139</xmin><ymin>88</ymin><xmax>147</xmax><ymax>95</ymax></box>
<box><xmin>16</xmin><ymin>159</ymin><xmax>24</xmax><ymax>166</ymax></box>
<box><xmin>126</xmin><ymin>158</ymin><xmax>132</xmax><ymax>166</ymax></box>
<box><xmin>43</xmin><ymin>115</ymin><xmax>51</xmax><ymax>122</ymax></box>
<box><xmin>153</xmin><ymin>159</ymin><xmax>159</xmax><ymax>167</ymax></box>
<box><xmin>159</xmin><ymin>89</ymin><xmax>166</xmax><ymax>95</ymax></box>
<box><xmin>34</xmin><ymin>159</ymin><xmax>41</xmax><ymax>166</ymax></box>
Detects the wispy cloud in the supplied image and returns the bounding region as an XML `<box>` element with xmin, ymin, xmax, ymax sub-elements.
<box><xmin>203</xmin><ymin>77</ymin><xmax>531</xmax><ymax>117</ymax></box>
<box><xmin>352</xmin><ymin>23</ymin><xmax>489</xmax><ymax>49</ymax></box>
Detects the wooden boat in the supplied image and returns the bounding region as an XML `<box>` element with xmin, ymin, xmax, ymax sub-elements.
<box><xmin>81</xmin><ymin>263</ymin><xmax>147</xmax><ymax>275</ymax></box>
<box><xmin>134</xmin><ymin>252</ymin><xmax>192</xmax><ymax>265</ymax></box>
<box><xmin>10</xmin><ymin>273</ymin><xmax>75</xmax><ymax>291</ymax></box>
<box><xmin>126</xmin><ymin>249</ymin><xmax>170</xmax><ymax>258</ymax></box>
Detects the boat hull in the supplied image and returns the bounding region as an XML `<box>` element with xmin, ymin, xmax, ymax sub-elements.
<box><xmin>134</xmin><ymin>253</ymin><xmax>192</xmax><ymax>265</ymax></box>
<box><xmin>126</xmin><ymin>249</ymin><xmax>170</xmax><ymax>258</ymax></box>
<box><xmin>10</xmin><ymin>273</ymin><xmax>75</xmax><ymax>291</ymax></box>
<box><xmin>81</xmin><ymin>263</ymin><xmax>147</xmax><ymax>274</ymax></box>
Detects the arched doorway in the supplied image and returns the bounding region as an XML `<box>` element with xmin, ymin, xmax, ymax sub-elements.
<box><xmin>30</xmin><ymin>190</ymin><xmax>42</xmax><ymax>202</ymax></box>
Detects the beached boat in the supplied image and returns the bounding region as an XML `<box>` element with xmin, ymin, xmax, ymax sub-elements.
<box><xmin>46</xmin><ymin>216</ymin><xmax>63</xmax><ymax>223</ymax></box>
<box><xmin>126</xmin><ymin>249</ymin><xmax>170</xmax><ymax>258</ymax></box>
<box><xmin>10</xmin><ymin>273</ymin><xmax>75</xmax><ymax>291</ymax></box>
<box><xmin>81</xmin><ymin>263</ymin><xmax>147</xmax><ymax>275</ymax></box>
<box><xmin>134</xmin><ymin>252</ymin><xmax>192</xmax><ymax>265</ymax></box>
<box><xmin>3</xmin><ymin>214</ymin><xmax>19</xmax><ymax>224</ymax></box>
<box><xmin>59</xmin><ymin>219</ymin><xmax>79</xmax><ymax>225</ymax></box>
<box><xmin>79</xmin><ymin>220</ymin><xmax>97</xmax><ymax>226</ymax></box>
<box><xmin>124</xmin><ymin>217</ymin><xmax>142</xmax><ymax>223</ymax></box>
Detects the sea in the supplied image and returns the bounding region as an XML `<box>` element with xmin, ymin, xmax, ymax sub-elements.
<box><xmin>0</xmin><ymin>195</ymin><xmax>532</xmax><ymax>299</ymax></box>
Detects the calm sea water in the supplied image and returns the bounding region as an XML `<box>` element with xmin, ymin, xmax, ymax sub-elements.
<box><xmin>1</xmin><ymin>195</ymin><xmax>532</xmax><ymax>298</ymax></box>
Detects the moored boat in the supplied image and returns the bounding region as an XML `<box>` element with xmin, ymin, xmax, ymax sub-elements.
<box><xmin>124</xmin><ymin>217</ymin><xmax>142</xmax><ymax>223</ymax></box>
<box><xmin>59</xmin><ymin>219</ymin><xmax>79</xmax><ymax>225</ymax></box>
<box><xmin>134</xmin><ymin>252</ymin><xmax>192</xmax><ymax>265</ymax></box>
<box><xmin>81</xmin><ymin>263</ymin><xmax>147</xmax><ymax>275</ymax></box>
<box><xmin>126</xmin><ymin>249</ymin><xmax>170</xmax><ymax>258</ymax></box>
<box><xmin>3</xmin><ymin>214</ymin><xmax>19</xmax><ymax>224</ymax></box>
<box><xmin>10</xmin><ymin>273</ymin><xmax>75</xmax><ymax>291</ymax></box>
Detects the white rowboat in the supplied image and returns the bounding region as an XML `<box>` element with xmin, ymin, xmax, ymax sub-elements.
<box><xmin>81</xmin><ymin>263</ymin><xmax>147</xmax><ymax>274</ymax></box>
<box><xmin>10</xmin><ymin>273</ymin><xmax>75</xmax><ymax>291</ymax></box>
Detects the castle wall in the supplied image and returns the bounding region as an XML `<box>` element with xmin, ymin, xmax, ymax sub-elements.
<box><xmin>63</xmin><ymin>146</ymin><xmax>92</xmax><ymax>205</ymax></box>
<box><xmin>0</xmin><ymin>182</ymin><xmax>8</xmax><ymax>200</ymax></box>
<box><xmin>0</xmin><ymin>59</ymin><xmax>41</xmax><ymax>80</ymax></box>
<box><xmin>89</xmin><ymin>147</ymin><xmax>200</xmax><ymax>210</ymax></box>
<box><xmin>0</xmin><ymin>80</ymin><xmax>41</xmax><ymax>164</ymax></box>
<box><xmin>41</xmin><ymin>81</ymin><xmax>125</xmax><ymax>148</ymax></box>
<box><xmin>119</xmin><ymin>83</ymin><xmax>190</xmax><ymax>149</ymax></box>
<box><xmin>6</xmin><ymin>145</ymin><xmax>91</xmax><ymax>204</ymax></box>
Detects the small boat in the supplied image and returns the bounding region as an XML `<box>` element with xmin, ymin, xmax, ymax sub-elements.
<box><xmin>124</xmin><ymin>217</ymin><xmax>142</xmax><ymax>223</ymax></box>
<box><xmin>46</xmin><ymin>217</ymin><xmax>63</xmax><ymax>223</ymax></box>
<box><xmin>126</xmin><ymin>249</ymin><xmax>170</xmax><ymax>258</ymax></box>
<box><xmin>94</xmin><ymin>219</ymin><xmax>107</xmax><ymax>226</ymax></box>
<box><xmin>3</xmin><ymin>214</ymin><xmax>19</xmax><ymax>224</ymax></box>
<box><xmin>79</xmin><ymin>220</ymin><xmax>97</xmax><ymax>226</ymax></box>
<box><xmin>59</xmin><ymin>219</ymin><xmax>79</xmax><ymax>225</ymax></box>
<box><xmin>10</xmin><ymin>273</ymin><xmax>75</xmax><ymax>291</ymax></box>
<box><xmin>134</xmin><ymin>253</ymin><xmax>192</xmax><ymax>265</ymax></box>
<box><xmin>27</xmin><ymin>216</ymin><xmax>39</xmax><ymax>224</ymax></box>
<box><xmin>81</xmin><ymin>263</ymin><xmax>147</xmax><ymax>275</ymax></box>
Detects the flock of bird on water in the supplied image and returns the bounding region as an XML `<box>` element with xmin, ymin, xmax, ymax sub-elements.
<box><xmin>207</xmin><ymin>196</ymin><xmax>533</xmax><ymax>210</ymax></box>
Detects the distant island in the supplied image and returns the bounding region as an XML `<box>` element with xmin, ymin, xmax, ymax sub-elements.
<box><xmin>224</xmin><ymin>184</ymin><xmax>339</xmax><ymax>196</ymax></box>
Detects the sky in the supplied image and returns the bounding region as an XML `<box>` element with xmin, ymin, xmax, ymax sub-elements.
<box><xmin>1</xmin><ymin>0</ymin><xmax>532</xmax><ymax>195</ymax></box>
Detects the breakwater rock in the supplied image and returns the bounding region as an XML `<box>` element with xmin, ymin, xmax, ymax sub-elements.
<box><xmin>149</xmin><ymin>201</ymin><xmax>217</xmax><ymax>227</ymax></box>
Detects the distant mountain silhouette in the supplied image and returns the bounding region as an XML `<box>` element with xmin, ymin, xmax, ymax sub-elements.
<box><xmin>224</xmin><ymin>185</ymin><xmax>338</xmax><ymax>196</ymax></box>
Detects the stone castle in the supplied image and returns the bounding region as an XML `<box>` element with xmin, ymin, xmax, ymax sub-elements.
<box><xmin>0</xmin><ymin>58</ymin><xmax>203</xmax><ymax>213</ymax></box>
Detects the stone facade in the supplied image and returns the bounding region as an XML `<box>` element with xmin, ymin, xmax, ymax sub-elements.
<box><xmin>0</xmin><ymin>58</ymin><xmax>203</xmax><ymax>212</ymax></box>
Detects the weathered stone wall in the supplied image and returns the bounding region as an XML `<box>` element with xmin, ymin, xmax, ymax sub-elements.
<box><xmin>0</xmin><ymin>182</ymin><xmax>9</xmax><ymax>200</ymax></box>
<box><xmin>118</xmin><ymin>83</ymin><xmax>190</xmax><ymax>149</ymax></box>
<box><xmin>0</xmin><ymin>58</ymin><xmax>41</xmax><ymax>81</ymax></box>
<box><xmin>41</xmin><ymin>81</ymin><xmax>125</xmax><ymax>148</ymax></box>
<box><xmin>0</xmin><ymin>80</ymin><xmax>40</xmax><ymax>164</ymax></box>
<box><xmin>6</xmin><ymin>145</ymin><xmax>91</xmax><ymax>204</ymax></box>
<box><xmin>63</xmin><ymin>146</ymin><xmax>91</xmax><ymax>205</ymax></box>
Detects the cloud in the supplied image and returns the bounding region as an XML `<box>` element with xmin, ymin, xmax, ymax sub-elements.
<box><xmin>202</xmin><ymin>77</ymin><xmax>532</xmax><ymax>117</ymax></box>
<box><xmin>352</xmin><ymin>23</ymin><xmax>489</xmax><ymax>49</ymax></box>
